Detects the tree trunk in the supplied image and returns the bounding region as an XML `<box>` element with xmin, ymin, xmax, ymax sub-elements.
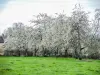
<box><xmin>77</xmin><ymin>23</ymin><xmax>82</xmax><ymax>60</ymax></box>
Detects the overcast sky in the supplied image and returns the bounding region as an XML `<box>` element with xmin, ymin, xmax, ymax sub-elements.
<box><xmin>0</xmin><ymin>0</ymin><xmax>100</xmax><ymax>34</ymax></box>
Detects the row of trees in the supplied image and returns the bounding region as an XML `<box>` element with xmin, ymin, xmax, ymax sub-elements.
<box><xmin>3</xmin><ymin>4</ymin><xmax>100</xmax><ymax>60</ymax></box>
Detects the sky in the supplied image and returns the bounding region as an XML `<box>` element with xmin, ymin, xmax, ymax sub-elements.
<box><xmin>0</xmin><ymin>0</ymin><xmax>100</xmax><ymax>34</ymax></box>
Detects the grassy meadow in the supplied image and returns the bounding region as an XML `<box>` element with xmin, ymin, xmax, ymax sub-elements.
<box><xmin>0</xmin><ymin>57</ymin><xmax>100</xmax><ymax>75</ymax></box>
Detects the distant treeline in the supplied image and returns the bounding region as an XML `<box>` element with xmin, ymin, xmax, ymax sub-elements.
<box><xmin>3</xmin><ymin>4</ymin><xmax>100</xmax><ymax>60</ymax></box>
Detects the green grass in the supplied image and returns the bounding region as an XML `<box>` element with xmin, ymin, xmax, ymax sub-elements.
<box><xmin>0</xmin><ymin>57</ymin><xmax>100</xmax><ymax>75</ymax></box>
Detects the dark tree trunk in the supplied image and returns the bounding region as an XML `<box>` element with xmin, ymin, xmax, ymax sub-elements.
<box><xmin>64</xmin><ymin>47</ymin><xmax>68</xmax><ymax>57</ymax></box>
<box><xmin>25</xmin><ymin>49</ymin><xmax>28</xmax><ymax>56</ymax></box>
<box><xmin>34</xmin><ymin>48</ymin><xmax>38</xmax><ymax>56</ymax></box>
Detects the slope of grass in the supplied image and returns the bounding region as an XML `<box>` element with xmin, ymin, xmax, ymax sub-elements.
<box><xmin>0</xmin><ymin>57</ymin><xmax>100</xmax><ymax>75</ymax></box>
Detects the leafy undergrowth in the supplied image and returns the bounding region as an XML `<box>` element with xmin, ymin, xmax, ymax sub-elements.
<box><xmin>0</xmin><ymin>57</ymin><xmax>100</xmax><ymax>75</ymax></box>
